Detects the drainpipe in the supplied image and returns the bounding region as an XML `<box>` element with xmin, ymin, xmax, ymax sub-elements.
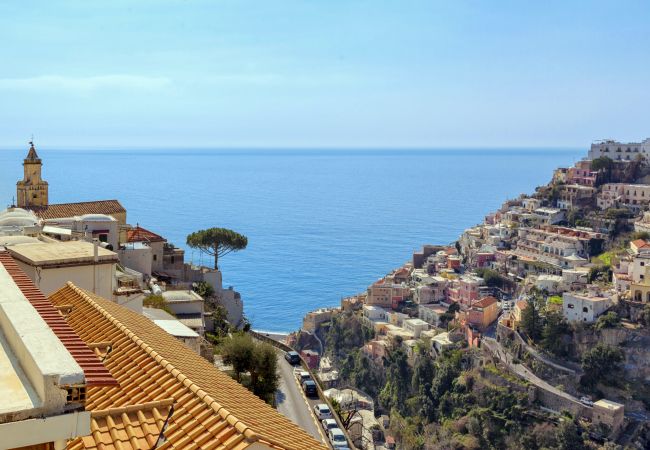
<box><xmin>93</xmin><ymin>239</ymin><xmax>99</xmax><ymax>294</ymax></box>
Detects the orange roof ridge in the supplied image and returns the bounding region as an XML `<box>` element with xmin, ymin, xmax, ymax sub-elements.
<box><xmin>64</xmin><ymin>282</ymin><xmax>266</xmax><ymax>445</ymax></box>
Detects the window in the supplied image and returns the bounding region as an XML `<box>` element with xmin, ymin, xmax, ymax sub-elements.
<box><xmin>583</xmin><ymin>307</ymin><xmax>588</xmax><ymax>313</ymax></box>
<box><xmin>153</xmin><ymin>254</ymin><xmax>157</xmax><ymax>261</ymax></box>
<box><xmin>641</xmin><ymin>262</ymin><xmax>645</xmax><ymax>267</ymax></box>
<box><xmin>99</xmin><ymin>234</ymin><xmax>108</xmax><ymax>243</ymax></box>
<box><xmin>171</xmin><ymin>256</ymin><xmax>175</xmax><ymax>264</ymax></box>
<box><xmin>567</xmin><ymin>303</ymin><xmax>575</xmax><ymax>309</ymax></box>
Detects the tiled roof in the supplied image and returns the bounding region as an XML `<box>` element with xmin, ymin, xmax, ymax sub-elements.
<box><xmin>472</xmin><ymin>296</ymin><xmax>498</xmax><ymax>309</ymax></box>
<box><xmin>71</xmin><ymin>399</ymin><xmax>174</xmax><ymax>450</ymax></box>
<box><xmin>35</xmin><ymin>200</ymin><xmax>126</xmax><ymax>220</ymax></box>
<box><xmin>0</xmin><ymin>251</ymin><xmax>116</xmax><ymax>387</ymax></box>
<box><xmin>127</xmin><ymin>225</ymin><xmax>165</xmax><ymax>243</ymax></box>
<box><xmin>49</xmin><ymin>282</ymin><xmax>328</xmax><ymax>450</ymax></box>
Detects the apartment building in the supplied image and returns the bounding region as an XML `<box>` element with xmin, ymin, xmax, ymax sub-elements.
<box><xmin>588</xmin><ymin>138</ymin><xmax>650</xmax><ymax>161</ymax></box>
<box><xmin>597</xmin><ymin>183</ymin><xmax>650</xmax><ymax>210</ymax></box>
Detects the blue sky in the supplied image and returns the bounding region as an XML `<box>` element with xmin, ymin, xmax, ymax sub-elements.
<box><xmin>1</xmin><ymin>0</ymin><xmax>649</xmax><ymax>148</ymax></box>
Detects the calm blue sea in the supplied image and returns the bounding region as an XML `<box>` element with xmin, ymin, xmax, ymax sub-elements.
<box><xmin>0</xmin><ymin>148</ymin><xmax>583</xmax><ymax>332</ymax></box>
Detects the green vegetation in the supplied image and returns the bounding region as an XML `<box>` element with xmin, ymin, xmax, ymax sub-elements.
<box><xmin>475</xmin><ymin>268</ymin><xmax>509</xmax><ymax>290</ymax></box>
<box><xmin>580</xmin><ymin>343</ymin><xmax>625</xmax><ymax>389</ymax></box>
<box><xmin>548</xmin><ymin>295</ymin><xmax>563</xmax><ymax>305</ymax></box>
<box><xmin>605</xmin><ymin>208</ymin><xmax>632</xmax><ymax>220</ymax></box>
<box><xmin>595</xmin><ymin>311</ymin><xmax>621</xmax><ymax>330</ymax></box>
<box><xmin>186</xmin><ymin>227</ymin><xmax>248</xmax><ymax>269</ymax></box>
<box><xmin>380</xmin><ymin>345</ymin><xmax>412</xmax><ymax>414</ymax></box>
<box><xmin>143</xmin><ymin>294</ymin><xmax>175</xmax><ymax>316</ymax></box>
<box><xmin>631</xmin><ymin>231</ymin><xmax>650</xmax><ymax>241</ymax></box>
<box><xmin>541</xmin><ymin>311</ymin><xmax>570</xmax><ymax>356</ymax></box>
<box><xmin>218</xmin><ymin>333</ymin><xmax>279</xmax><ymax>404</ymax></box>
<box><xmin>325</xmin><ymin>311</ymin><xmax>374</xmax><ymax>361</ymax></box>
<box><xmin>193</xmin><ymin>280</ymin><xmax>215</xmax><ymax>298</ymax></box>
<box><xmin>339</xmin><ymin>349</ymin><xmax>384</xmax><ymax>399</ymax></box>
<box><xmin>380</xmin><ymin>349</ymin><xmax>583</xmax><ymax>450</ymax></box>
<box><xmin>591</xmin><ymin>156</ymin><xmax>614</xmax><ymax>181</ymax></box>
<box><xmin>588</xmin><ymin>265</ymin><xmax>612</xmax><ymax>283</ymax></box>
<box><xmin>520</xmin><ymin>294</ymin><xmax>544</xmax><ymax>341</ymax></box>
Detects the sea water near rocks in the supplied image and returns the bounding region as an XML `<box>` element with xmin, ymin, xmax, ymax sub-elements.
<box><xmin>0</xmin><ymin>148</ymin><xmax>583</xmax><ymax>332</ymax></box>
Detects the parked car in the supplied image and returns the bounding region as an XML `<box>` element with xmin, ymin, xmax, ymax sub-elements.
<box><xmin>302</xmin><ymin>380</ymin><xmax>317</xmax><ymax>397</ymax></box>
<box><xmin>321</xmin><ymin>418</ymin><xmax>338</xmax><ymax>431</ymax></box>
<box><xmin>328</xmin><ymin>428</ymin><xmax>348</xmax><ymax>448</ymax></box>
<box><xmin>298</xmin><ymin>371</ymin><xmax>311</xmax><ymax>384</ymax></box>
<box><xmin>284</xmin><ymin>351</ymin><xmax>300</xmax><ymax>365</ymax></box>
<box><xmin>313</xmin><ymin>403</ymin><xmax>332</xmax><ymax>420</ymax></box>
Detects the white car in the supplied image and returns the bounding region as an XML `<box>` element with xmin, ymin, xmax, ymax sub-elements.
<box><xmin>322</xmin><ymin>418</ymin><xmax>338</xmax><ymax>431</ymax></box>
<box><xmin>328</xmin><ymin>428</ymin><xmax>348</xmax><ymax>448</ymax></box>
<box><xmin>313</xmin><ymin>403</ymin><xmax>332</xmax><ymax>420</ymax></box>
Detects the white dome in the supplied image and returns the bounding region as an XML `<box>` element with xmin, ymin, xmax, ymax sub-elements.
<box><xmin>80</xmin><ymin>214</ymin><xmax>115</xmax><ymax>221</ymax></box>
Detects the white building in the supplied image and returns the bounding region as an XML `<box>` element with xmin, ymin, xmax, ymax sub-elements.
<box><xmin>43</xmin><ymin>213</ymin><xmax>119</xmax><ymax>251</ymax></box>
<box><xmin>533</xmin><ymin>207</ymin><xmax>566</xmax><ymax>225</ymax></box>
<box><xmin>403</xmin><ymin>318</ymin><xmax>430</xmax><ymax>339</ymax></box>
<box><xmin>161</xmin><ymin>289</ymin><xmax>206</xmax><ymax>334</ymax></box>
<box><xmin>418</xmin><ymin>303</ymin><xmax>448</xmax><ymax>327</ymax></box>
<box><xmin>362</xmin><ymin>304</ymin><xmax>388</xmax><ymax>322</ymax></box>
<box><xmin>0</xmin><ymin>207</ymin><xmax>40</xmax><ymax>236</ymax></box>
<box><xmin>535</xmin><ymin>274</ymin><xmax>564</xmax><ymax>294</ymax></box>
<box><xmin>431</xmin><ymin>332</ymin><xmax>454</xmax><ymax>356</ymax></box>
<box><xmin>143</xmin><ymin>307</ymin><xmax>201</xmax><ymax>353</ymax></box>
<box><xmin>588</xmin><ymin>138</ymin><xmax>650</xmax><ymax>161</ymax></box>
<box><xmin>7</xmin><ymin>240</ymin><xmax>118</xmax><ymax>300</ymax></box>
<box><xmin>562</xmin><ymin>291</ymin><xmax>612</xmax><ymax>323</ymax></box>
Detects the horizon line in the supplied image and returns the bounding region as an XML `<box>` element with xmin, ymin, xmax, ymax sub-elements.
<box><xmin>0</xmin><ymin>144</ymin><xmax>586</xmax><ymax>152</ymax></box>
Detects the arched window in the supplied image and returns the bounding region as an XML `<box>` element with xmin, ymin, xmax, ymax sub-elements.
<box><xmin>636</xmin><ymin>291</ymin><xmax>642</xmax><ymax>302</ymax></box>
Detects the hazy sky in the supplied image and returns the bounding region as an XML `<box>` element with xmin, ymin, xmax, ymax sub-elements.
<box><xmin>1</xmin><ymin>1</ymin><xmax>649</xmax><ymax>148</ymax></box>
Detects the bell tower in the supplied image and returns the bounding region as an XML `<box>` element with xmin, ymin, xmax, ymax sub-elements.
<box><xmin>16</xmin><ymin>141</ymin><xmax>49</xmax><ymax>209</ymax></box>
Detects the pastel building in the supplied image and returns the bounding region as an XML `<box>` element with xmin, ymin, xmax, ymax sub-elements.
<box><xmin>557</xmin><ymin>184</ymin><xmax>596</xmax><ymax>210</ymax></box>
<box><xmin>466</xmin><ymin>296</ymin><xmax>499</xmax><ymax>330</ymax></box>
<box><xmin>366</xmin><ymin>279</ymin><xmax>409</xmax><ymax>309</ymax></box>
<box><xmin>597</xmin><ymin>183</ymin><xmax>650</xmax><ymax>210</ymax></box>
<box><xmin>303</xmin><ymin>307</ymin><xmax>340</xmax><ymax>332</ymax></box>
<box><xmin>447</xmin><ymin>275</ymin><xmax>483</xmax><ymax>307</ymax></box>
<box><xmin>566</xmin><ymin>160</ymin><xmax>598</xmax><ymax>187</ymax></box>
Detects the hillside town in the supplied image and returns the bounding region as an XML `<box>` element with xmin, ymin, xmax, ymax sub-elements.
<box><xmin>292</xmin><ymin>138</ymin><xmax>650</xmax><ymax>449</ymax></box>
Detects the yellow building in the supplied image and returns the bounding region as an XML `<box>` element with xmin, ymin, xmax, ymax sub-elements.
<box><xmin>16</xmin><ymin>141</ymin><xmax>49</xmax><ymax>208</ymax></box>
<box><xmin>630</xmin><ymin>266</ymin><xmax>650</xmax><ymax>303</ymax></box>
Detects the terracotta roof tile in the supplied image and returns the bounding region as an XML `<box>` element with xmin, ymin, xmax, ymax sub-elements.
<box><xmin>0</xmin><ymin>251</ymin><xmax>116</xmax><ymax>387</ymax></box>
<box><xmin>472</xmin><ymin>296</ymin><xmax>498</xmax><ymax>309</ymax></box>
<box><xmin>34</xmin><ymin>200</ymin><xmax>126</xmax><ymax>220</ymax></box>
<box><xmin>49</xmin><ymin>282</ymin><xmax>327</xmax><ymax>450</ymax></box>
<box><xmin>126</xmin><ymin>225</ymin><xmax>165</xmax><ymax>243</ymax></box>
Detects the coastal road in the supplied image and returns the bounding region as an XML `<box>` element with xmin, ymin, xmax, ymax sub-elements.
<box><xmin>274</xmin><ymin>349</ymin><xmax>329</xmax><ymax>446</ymax></box>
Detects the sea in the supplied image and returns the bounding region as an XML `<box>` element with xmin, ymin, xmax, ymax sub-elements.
<box><xmin>0</xmin><ymin>148</ymin><xmax>584</xmax><ymax>332</ymax></box>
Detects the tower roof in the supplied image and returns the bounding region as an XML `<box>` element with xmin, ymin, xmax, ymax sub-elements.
<box><xmin>24</xmin><ymin>141</ymin><xmax>41</xmax><ymax>163</ymax></box>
